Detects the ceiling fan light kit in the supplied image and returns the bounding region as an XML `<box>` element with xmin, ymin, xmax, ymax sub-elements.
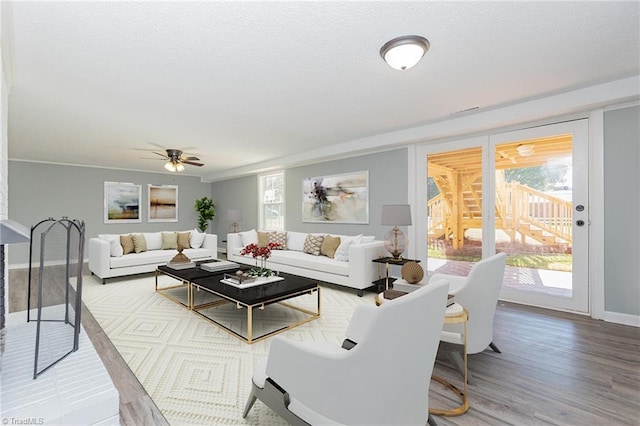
<box><xmin>154</xmin><ymin>148</ymin><xmax>204</xmax><ymax>172</ymax></box>
<box><xmin>380</xmin><ymin>35</ymin><xmax>430</xmax><ymax>70</ymax></box>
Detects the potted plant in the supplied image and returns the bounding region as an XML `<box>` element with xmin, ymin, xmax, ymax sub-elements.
<box><xmin>194</xmin><ymin>196</ymin><xmax>216</xmax><ymax>232</ymax></box>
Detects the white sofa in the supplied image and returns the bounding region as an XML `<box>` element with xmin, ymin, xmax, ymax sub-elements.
<box><xmin>89</xmin><ymin>230</ymin><xmax>218</xmax><ymax>283</ymax></box>
<box><xmin>227</xmin><ymin>230</ymin><xmax>385</xmax><ymax>296</ymax></box>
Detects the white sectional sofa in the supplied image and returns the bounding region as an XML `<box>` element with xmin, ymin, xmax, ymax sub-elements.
<box><xmin>226</xmin><ymin>230</ymin><xmax>385</xmax><ymax>296</ymax></box>
<box><xmin>89</xmin><ymin>230</ymin><xmax>217</xmax><ymax>283</ymax></box>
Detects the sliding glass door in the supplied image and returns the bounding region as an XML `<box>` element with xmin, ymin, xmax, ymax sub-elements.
<box><xmin>416</xmin><ymin>120</ymin><xmax>589</xmax><ymax>313</ymax></box>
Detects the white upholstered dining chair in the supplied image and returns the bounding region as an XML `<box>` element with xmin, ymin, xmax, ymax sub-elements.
<box><xmin>431</xmin><ymin>252</ymin><xmax>507</xmax><ymax>378</ymax></box>
<box><xmin>242</xmin><ymin>279</ymin><xmax>450</xmax><ymax>426</ymax></box>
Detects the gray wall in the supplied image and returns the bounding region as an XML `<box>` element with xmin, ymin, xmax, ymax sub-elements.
<box><xmin>603</xmin><ymin>105</ymin><xmax>640</xmax><ymax>316</ymax></box>
<box><xmin>210</xmin><ymin>175</ymin><xmax>258</xmax><ymax>247</ymax></box>
<box><xmin>8</xmin><ymin>161</ymin><xmax>213</xmax><ymax>264</ymax></box>
<box><xmin>210</xmin><ymin>149</ymin><xmax>408</xmax><ymax>243</ymax></box>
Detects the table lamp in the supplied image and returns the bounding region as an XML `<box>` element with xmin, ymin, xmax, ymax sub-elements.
<box><xmin>381</xmin><ymin>204</ymin><xmax>411</xmax><ymax>259</ymax></box>
<box><xmin>228</xmin><ymin>209</ymin><xmax>243</xmax><ymax>233</ymax></box>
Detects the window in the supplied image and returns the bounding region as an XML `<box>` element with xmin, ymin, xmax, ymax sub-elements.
<box><xmin>259</xmin><ymin>171</ymin><xmax>285</xmax><ymax>231</ymax></box>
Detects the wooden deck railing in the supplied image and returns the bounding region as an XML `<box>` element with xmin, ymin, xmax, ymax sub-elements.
<box><xmin>506</xmin><ymin>182</ymin><xmax>572</xmax><ymax>243</ymax></box>
<box><xmin>427</xmin><ymin>181</ymin><xmax>573</xmax><ymax>245</ymax></box>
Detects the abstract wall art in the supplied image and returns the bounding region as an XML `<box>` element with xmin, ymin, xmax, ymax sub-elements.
<box><xmin>302</xmin><ymin>171</ymin><xmax>369</xmax><ymax>223</ymax></box>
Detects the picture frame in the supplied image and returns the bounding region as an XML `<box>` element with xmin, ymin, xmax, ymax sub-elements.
<box><xmin>148</xmin><ymin>184</ymin><xmax>178</xmax><ymax>223</ymax></box>
<box><xmin>104</xmin><ymin>182</ymin><xmax>142</xmax><ymax>223</ymax></box>
<box><xmin>302</xmin><ymin>171</ymin><xmax>369</xmax><ymax>223</ymax></box>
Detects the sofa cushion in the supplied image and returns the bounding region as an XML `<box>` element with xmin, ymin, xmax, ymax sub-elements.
<box><xmin>268</xmin><ymin>231</ymin><xmax>287</xmax><ymax>250</ymax></box>
<box><xmin>268</xmin><ymin>250</ymin><xmax>349</xmax><ymax>276</ymax></box>
<box><xmin>257</xmin><ymin>231</ymin><xmax>269</xmax><ymax>248</ymax></box>
<box><xmin>334</xmin><ymin>234</ymin><xmax>362</xmax><ymax>262</ymax></box>
<box><xmin>320</xmin><ymin>235</ymin><xmax>341</xmax><ymax>258</ymax></box>
<box><xmin>143</xmin><ymin>232</ymin><xmax>163</xmax><ymax>250</ymax></box>
<box><xmin>303</xmin><ymin>234</ymin><xmax>324</xmax><ymax>256</ymax></box>
<box><xmin>120</xmin><ymin>234</ymin><xmax>135</xmax><ymax>255</ymax></box>
<box><xmin>162</xmin><ymin>232</ymin><xmax>178</xmax><ymax>250</ymax></box>
<box><xmin>287</xmin><ymin>232</ymin><xmax>307</xmax><ymax>252</ymax></box>
<box><xmin>190</xmin><ymin>229</ymin><xmax>205</xmax><ymax>248</ymax></box>
<box><xmin>132</xmin><ymin>234</ymin><xmax>147</xmax><ymax>253</ymax></box>
<box><xmin>110</xmin><ymin>247</ymin><xmax>212</xmax><ymax>269</ymax></box>
<box><xmin>240</xmin><ymin>229</ymin><xmax>258</xmax><ymax>246</ymax></box>
<box><xmin>177</xmin><ymin>232</ymin><xmax>191</xmax><ymax>249</ymax></box>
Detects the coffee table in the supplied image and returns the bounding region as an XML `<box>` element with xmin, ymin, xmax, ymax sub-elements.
<box><xmin>155</xmin><ymin>259</ymin><xmax>226</xmax><ymax>309</ymax></box>
<box><xmin>190</xmin><ymin>272</ymin><xmax>320</xmax><ymax>344</ymax></box>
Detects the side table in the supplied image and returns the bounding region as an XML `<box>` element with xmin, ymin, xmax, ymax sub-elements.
<box><xmin>429</xmin><ymin>303</ymin><xmax>469</xmax><ymax>416</ymax></box>
<box><xmin>371</xmin><ymin>257</ymin><xmax>421</xmax><ymax>291</ymax></box>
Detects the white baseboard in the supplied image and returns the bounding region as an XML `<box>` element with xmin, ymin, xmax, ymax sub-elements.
<box><xmin>604</xmin><ymin>311</ymin><xmax>640</xmax><ymax>327</ymax></box>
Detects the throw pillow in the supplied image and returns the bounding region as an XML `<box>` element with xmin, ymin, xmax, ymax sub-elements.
<box><xmin>303</xmin><ymin>234</ymin><xmax>324</xmax><ymax>256</ymax></box>
<box><xmin>320</xmin><ymin>235</ymin><xmax>341</xmax><ymax>258</ymax></box>
<box><xmin>161</xmin><ymin>232</ymin><xmax>178</xmax><ymax>250</ymax></box>
<box><xmin>177</xmin><ymin>232</ymin><xmax>191</xmax><ymax>250</ymax></box>
<box><xmin>257</xmin><ymin>231</ymin><xmax>269</xmax><ymax>248</ymax></box>
<box><xmin>334</xmin><ymin>234</ymin><xmax>363</xmax><ymax>262</ymax></box>
<box><xmin>143</xmin><ymin>232</ymin><xmax>163</xmax><ymax>250</ymax></box>
<box><xmin>240</xmin><ymin>229</ymin><xmax>258</xmax><ymax>246</ymax></box>
<box><xmin>268</xmin><ymin>231</ymin><xmax>288</xmax><ymax>250</ymax></box>
<box><xmin>190</xmin><ymin>229</ymin><xmax>206</xmax><ymax>248</ymax></box>
<box><xmin>131</xmin><ymin>234</ymin><xmax>148</xmax><ymax>253</ymax></box>
<box><xmin>287</xmin><ymin>232</ymin><xmax>307</xmax><ymax>252</ymax></box>
<box><xmin>99</xmin><ymin>234</ymin><xmax>123</xmax><ymax>257</ymax></box>
<box><xmin>120</xmin><ymin>234</ymin><xmax>135</xmax><ymax>255</ymax></box>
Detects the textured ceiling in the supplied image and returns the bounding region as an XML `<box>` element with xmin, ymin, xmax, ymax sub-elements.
<box><xmin>5</xmin><ymin>1</ymin><xmax>640</xmax><ymax>180</ymax></box>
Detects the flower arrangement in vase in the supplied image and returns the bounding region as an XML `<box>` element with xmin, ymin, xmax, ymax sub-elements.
<box><xmin>240</xmin><ymin>242</ymin><xmax>281</xmax><ymax>277</ymax></box>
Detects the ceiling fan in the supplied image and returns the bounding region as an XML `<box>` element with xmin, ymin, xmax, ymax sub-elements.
<box><xmin>152</xmin><ymin>149</ymin><xmax>204</xmax><ymax>172</ymax></box>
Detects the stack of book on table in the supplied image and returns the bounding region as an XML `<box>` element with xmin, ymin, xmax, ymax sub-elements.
<box><xmin>200</xmin><ymin>260</ymin><xmax>239</xmax><ymax>273</ymax></box>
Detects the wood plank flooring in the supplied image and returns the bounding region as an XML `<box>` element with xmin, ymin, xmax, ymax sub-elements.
<box><xmin>8</xmin><ymin>269</ymin><xmax>640</xmax><ymax>425</ymax></box>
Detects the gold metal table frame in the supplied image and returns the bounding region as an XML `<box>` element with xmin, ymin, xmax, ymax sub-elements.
<box><xmin>429</xmin><ymin>306</ymin><xmax>469</xmax><ymax>416</ymax></box>
<box><xmin>155</xmin><ymin>268</ymin><xmax>194</xmax><ymax>309</ymax></box>
<box><xmin>190</xmin><ymin>284</ymin><xmax>321</xmax><ymax>344</ymax></box>
<box><xmin>155</xmin><ymin>266</ymin><xmax>321</xmax><ymax>345</ymax></box>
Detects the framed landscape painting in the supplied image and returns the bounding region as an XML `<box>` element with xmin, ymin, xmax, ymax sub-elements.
<box><xmin>302</xmin><ymin>171</ymin><xmax>369</xmax><ymax>223</ymax></box>
<box><xmin>104</xmin><ymin>182</ymin><xmax>142</xmax><ymax>223</ymax></box>
<box><xmin>148</xmin><ymin>184</ymin><xmax>178</xmax><ymax>222</ymax></box>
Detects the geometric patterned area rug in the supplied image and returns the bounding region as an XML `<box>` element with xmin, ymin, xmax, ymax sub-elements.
<box><xmin>82</xmin><ymin>273</ymin><xmax>375</xmax><ymax>425</ymax></box>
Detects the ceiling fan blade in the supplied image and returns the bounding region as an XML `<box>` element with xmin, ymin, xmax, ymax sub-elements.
<box><xmin>182</xmin><ymin>156</ymin><xmax>200</xmax><ymax>161</ymax></box>
<box><xmin>182</xmin><ymin>161</ymin><xmax>204</xmax><ymax>167</ymax></box>
<box><xmin>152</xmin><ymin>151</ymin><xmax>169</xmax><ymax>159</ymax></box>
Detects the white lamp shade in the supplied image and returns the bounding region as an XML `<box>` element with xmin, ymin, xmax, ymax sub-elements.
<box><xmin>381</xmin><ymin>204</ymin><xmax>412</xmax><ymax>226</ymax></box>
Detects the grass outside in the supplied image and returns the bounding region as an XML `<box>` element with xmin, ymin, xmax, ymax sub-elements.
<box><xmin>428</xmin><ymin>249</ymin><xmax>572</xmax><ymax>272</ymax></box>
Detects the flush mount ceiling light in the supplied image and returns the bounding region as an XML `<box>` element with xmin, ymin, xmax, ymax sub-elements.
<box><xmin>516</xmin><ymin>144</ymin><xmax>535</xmax><ymax>157</ymax></box>
<box><xmin>380</xmin><ymin>35</ymin><xmax>430</xmax><ymax>70</ymax></box>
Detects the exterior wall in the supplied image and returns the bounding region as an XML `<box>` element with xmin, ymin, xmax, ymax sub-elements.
<box><xmin>603</xmin><ymin>105</ymin><xmax>640</xmax><ymax>316</ymax></box>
